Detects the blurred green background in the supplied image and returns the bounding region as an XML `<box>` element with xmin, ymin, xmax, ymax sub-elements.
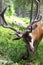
<box><xmin>0</xmin><ymin>0</ymin><xmax>43</xmax><ymax>65</ymax></box>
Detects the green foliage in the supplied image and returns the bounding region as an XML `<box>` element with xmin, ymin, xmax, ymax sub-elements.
<box><xmin>13</xmin><ymin>0</ymin><xmax>31</xmax><ymax>9</ymax></box>
<box><xmin>22</xmin><ymin>17</ymin><xmax>30</xmax><ymax>24</ymax></box>
<box><xmin>12</xmin><ymin>63</ymin><xmax>19</xmax><ymax>65</ymax></box>
<box><xmin>0</xmin><ymin>26</ymin><xmax>27</xmax><ymax>62</ymax></box>
<box><xmin>9</xmin><ymin>40</ymin><xmax>27</xmax><ymax>62</ymax></box>
<box><xmin>0</xmin><ymin>63</ymin><xmax>5</xmax><ymax>65</ymax></box>
<box><xmin>5</xmin><ymin>0</ymin><xmax>16</xmax><ymax>17</ymax></box>
<box><xmin>4</xmin><ymin>0</ymin><xmax>31</xmax><ymax>18</ymax></box>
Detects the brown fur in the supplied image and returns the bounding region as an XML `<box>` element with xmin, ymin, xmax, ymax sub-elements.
<box><xmin>31</xmin><ymin>22</ymin><xmax>43</xmax><ymax>51</ymax></box>
<box><xmin>32</xmin><ymin>22</ymin><xmax>43</xmax><ymax>40</ymax></box>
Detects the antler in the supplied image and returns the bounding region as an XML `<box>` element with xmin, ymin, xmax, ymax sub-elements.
<box><xmin>34</xmin><ymin>0</ymin><xmax>42</xmax><ymax>21</ymax></box>
<box><xmin>0</xmin><ymin>7</ymin><xmax>8</xmax><ymax>25</ymax></box>
<box><xmin>0</xmin><ymin>7</ymin><xmax>23</xmax><ymax>39</ymax></box>
<box><xmin>0</xmin><ymin>7</ymin><xmax>32</xmax><ymax>40</ymax></box>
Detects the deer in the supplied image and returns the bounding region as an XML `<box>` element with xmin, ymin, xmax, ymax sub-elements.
<box><xmin>0</xmin><ymin>0</ymin><xmax>43</xmax><ymax>63</ymax></box>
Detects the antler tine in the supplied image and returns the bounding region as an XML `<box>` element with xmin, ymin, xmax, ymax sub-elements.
<box><xmin>13</xmin><ymin>37</ymin><xmax>21</xmax><ymax>40</ymax></box>
<box><xmin>1</xmin><ymin>24</ymin><xmax>22</xmax><ymax>34</ymax></box>
<box><xmin>34</xmin><ymin>15</ymin><xmax>42</xmax><ymax>22</ymax></box>
<box><xmin>0</xmin><ymin>7</ymin><xmax>8</xmax><ymax>25</ymax></box>
<box><xmin>35</xmin><ymin>0</ymin><xmax>41</xmax><ymax>21</ymax></box>
<box><xmin>0</xmin><ymin>7</ymin><xmax>7</xmax><ymax>16</ymax></box>
<box><xmin>9</xmin><ymin>32</ymin><xmax>22</xmax><ymax>40</ymax></box>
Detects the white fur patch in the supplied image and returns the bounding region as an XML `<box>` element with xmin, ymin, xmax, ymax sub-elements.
<box><xmin>29</xmin><ymin>33</ymin><xmax>34</xmax><ymax>52</ymax></box>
